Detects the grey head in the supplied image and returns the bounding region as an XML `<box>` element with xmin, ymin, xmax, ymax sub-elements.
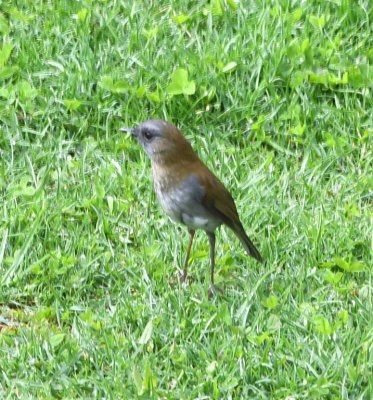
<box><xmin>120</xmin><ymin>119</ymin><xmax>195</xmax><ymax>164</ymax></box>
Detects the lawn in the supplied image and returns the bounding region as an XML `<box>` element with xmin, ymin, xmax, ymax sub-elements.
<box><xmin>0</xmin><ymin>0</ymin><xmax>372</xmax><ymax>398</ymax></box>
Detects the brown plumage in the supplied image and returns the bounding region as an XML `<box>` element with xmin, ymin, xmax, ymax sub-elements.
<box><xmin>121</xmin><ymin>119</ymin><xmax>263</xmax><ymax>296</ymax></box>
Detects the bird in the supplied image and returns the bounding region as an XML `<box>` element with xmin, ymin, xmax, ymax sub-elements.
<box><xmin>120</xmin><ymin>119</ymin><xmax>263</xmax><ymax>297</ymax></box>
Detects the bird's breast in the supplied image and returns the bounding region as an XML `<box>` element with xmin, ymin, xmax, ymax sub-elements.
<box><xmin>153</xmin><ymin>180</ymin><xmax>184</xmax><ymax>223</ymax></box>
<box><xmin>152</xmin><ymin>169</ymin><xmax>222</xmax><ymax>232</ymax></box>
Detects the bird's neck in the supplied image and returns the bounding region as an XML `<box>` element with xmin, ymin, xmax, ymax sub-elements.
<box><xmin>151</xmin><ymin>156</ymin><xmax>199</xmax><ymax>192</ymax></box>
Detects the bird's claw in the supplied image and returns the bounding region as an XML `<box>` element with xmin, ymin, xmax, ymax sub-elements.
<box><xmin>208</xmin><ymin>284</ymin><xmax>223</xmax><ymax>299</ymax></box>
<box><xmin>180</xmin><ymin>271</ymin><xmax>194</xmax><ymax>284</ymax></box>
<box><xmin>169</xmin><ymin>270</ymin><xmax>194</xmax><ymax>285</ymax></box>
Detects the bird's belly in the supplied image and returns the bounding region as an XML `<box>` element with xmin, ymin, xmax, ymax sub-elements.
<box><xmin>180</xmin><ymin>212</ymin><xmax>220</xmax><ymax>231</ymax></box>
<box><xmin>154</xmin><ymin>183</ymin><xmax>221</xmax><ymax>232</ymax></box>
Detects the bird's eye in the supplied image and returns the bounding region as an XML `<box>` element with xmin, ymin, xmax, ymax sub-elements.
<box><xmin>143</xmin><ymin>130</ymin><xmax>153</xmax><ymax>141</ymax></box>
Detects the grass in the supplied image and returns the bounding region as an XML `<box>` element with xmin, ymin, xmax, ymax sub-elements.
<box><xmin>0</xmin><ymin>0</ymin><xmax>372</xmax><ymax>398</ymax></box>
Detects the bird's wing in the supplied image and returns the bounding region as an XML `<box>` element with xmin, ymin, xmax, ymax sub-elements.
<box><xmin>193</xmin><ymin>161</ymin><xmax>241</xmax><ymax>229</ymax></box>
<box><xmin>195</xmin><ymin>161</ymin><xmax>263</xmax><ymax>263</ymax></box>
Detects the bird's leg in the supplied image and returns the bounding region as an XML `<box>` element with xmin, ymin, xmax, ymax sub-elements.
<box><xmin>207</xmin><ymin>232</ymin><xmax>223</xmax><ymax>298</ymax></box>
<box><xmin>180</xmin><ymin>229</ymin><xmax>195</xmax><ymax>283</ymax></box>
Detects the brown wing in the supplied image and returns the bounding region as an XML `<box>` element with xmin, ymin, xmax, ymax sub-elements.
<box><xmin>193</xmin><ymin>160</ymin><xmax>241</xmax><ymax>229</ymax></box>
<box><xmin>194</xmin><ymin>160</ymin><xmax>263</xmax><ymax>263</ymax></box>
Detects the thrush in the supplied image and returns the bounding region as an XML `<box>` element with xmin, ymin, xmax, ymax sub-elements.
<box><xmin>121</xmin><ymin>119</ymin><xmax>263</xmax><ymax>297</ymax></box>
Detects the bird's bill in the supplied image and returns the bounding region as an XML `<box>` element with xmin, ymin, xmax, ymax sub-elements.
<box><xmin>119</xmin><ymin>127</ymin><xmax>135</xmax><ymax>135</ymax></box>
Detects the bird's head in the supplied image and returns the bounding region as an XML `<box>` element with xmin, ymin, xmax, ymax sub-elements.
<box><xmin>121</xmin><ymin>119</ymin><xmax>196</xmax><ymax>165</ymax></box>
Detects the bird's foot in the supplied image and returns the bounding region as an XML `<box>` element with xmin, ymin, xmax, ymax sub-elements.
<box><xmin>180</xmin><ymin>270</ymin><xmax>194</xmax><ymax>284</ymax></box>
<box><xmin>169</xmin><ymin>270</ymin><xmax>194</xmax><ymax>285</ymax></box>
<box><xmin>208</xmin><ymin>284</ymin><xmax>223</xmax><ymax>299</ymax></box>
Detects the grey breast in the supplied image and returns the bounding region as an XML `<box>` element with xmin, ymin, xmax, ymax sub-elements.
<box><xmin>155</xmin><ymin>174</ymin><xmax>222</xmax><ymax>232</ymax></box>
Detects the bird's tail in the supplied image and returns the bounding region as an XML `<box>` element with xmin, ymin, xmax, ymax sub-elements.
<box><xmin>231</xmin><ymin>223</ymin><xmax>263</xmax><ymax>263</ymax></box>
